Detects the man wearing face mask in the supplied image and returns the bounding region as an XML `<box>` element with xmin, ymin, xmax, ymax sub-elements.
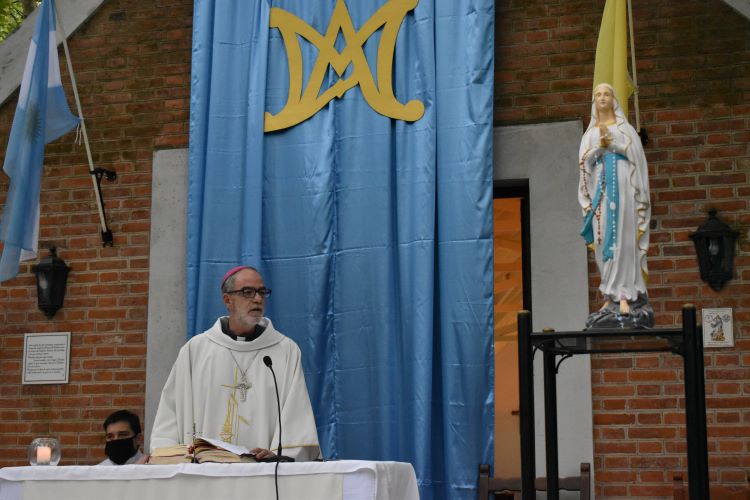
<box><xmin>99</xmin><ymin>410</ymin><xmax>148</xmax><ymax>465</ymax></box>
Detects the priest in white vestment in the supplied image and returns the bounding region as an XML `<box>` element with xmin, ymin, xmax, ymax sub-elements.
<box><xmin>151</xmin><ymin>266</ymin><xmax>321</xmax><ymax>461</ymax></box>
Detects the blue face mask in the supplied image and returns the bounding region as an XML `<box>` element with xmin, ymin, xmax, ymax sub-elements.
<box><xmin>105</xmin><ymin>437</ymin><xmax>137</xmax><ymax>464</ymax></box>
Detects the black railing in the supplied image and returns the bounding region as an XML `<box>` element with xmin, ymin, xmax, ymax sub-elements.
<box><xmin>517</xmin><ymin>305</ymin><xmax>710</xmax><ymax>500</ymax></box>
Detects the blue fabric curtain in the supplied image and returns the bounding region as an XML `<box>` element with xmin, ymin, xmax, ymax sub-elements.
<box><xmin>187</xmin><ymin>1</ymin><xmax>494</xmax><ymax>498</ymax></box>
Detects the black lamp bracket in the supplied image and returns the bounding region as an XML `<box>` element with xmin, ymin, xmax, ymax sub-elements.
<box><xmin>92</xmin><ymin>168</ymin><xmax>117</xmax><ymax>183</ymax></box>
<box><xmin>87</xmin><ymin>167</ymin><xmax>117</xmax><ymax>247</ymax></box>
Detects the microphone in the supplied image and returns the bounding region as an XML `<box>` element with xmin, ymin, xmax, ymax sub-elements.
<box><xmin>263</xmin><ymin>356</ymin><xmax>294</xmax><ymax>463</ymax></box>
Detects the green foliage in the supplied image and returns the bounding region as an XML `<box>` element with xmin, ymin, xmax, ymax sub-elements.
<box><xmin>0</xmin><ymin>0</ymin><xmax>40</xmax><ymax>43</ymax></box>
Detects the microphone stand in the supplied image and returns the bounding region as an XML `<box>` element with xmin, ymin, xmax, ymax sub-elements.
<box><xmin>263</xmin><ymin>356</ymin><xmax>294</xmax><ymax>500</ymax></box>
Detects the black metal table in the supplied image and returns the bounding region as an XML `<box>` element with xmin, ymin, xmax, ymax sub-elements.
<box><xmin>517</xmin><ymin>305</ymin><xmax>709</xmax><ymax>500</ymax></box>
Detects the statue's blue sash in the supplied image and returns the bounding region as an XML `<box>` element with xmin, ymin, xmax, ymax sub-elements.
<box><xmin>580</xmin><ymin>152</ymin><xmax>627</xmax><ymax>261</ymax></box>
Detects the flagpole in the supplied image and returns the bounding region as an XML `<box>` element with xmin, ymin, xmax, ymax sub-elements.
<box><xmin>53</xmin><ymin>1</ymin><xmax>114</xmax><ymax>246</ymax></box>
<box><xmin>627</xmin><ymin>0</ymin><xmax>641</xmax><ymax>133</ymax></box>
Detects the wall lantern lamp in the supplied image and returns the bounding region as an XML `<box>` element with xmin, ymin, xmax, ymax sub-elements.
<box><xmin>689</xmin><ymin>208</ymin><xmax>739</xmax><ymax>292</ymax></box>
<box><xmin>32</xmin><ymin>247</ymin><xmax>71</xmax><ymax>319</ymax></box>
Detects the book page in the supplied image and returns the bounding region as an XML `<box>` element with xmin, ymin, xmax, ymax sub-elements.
<box><xmin>198</xmin><ymin>437</ymin><xmax>252</xmax><ymax>456</ymax></box>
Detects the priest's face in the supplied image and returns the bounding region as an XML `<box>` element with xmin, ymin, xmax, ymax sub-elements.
<box><xmin>223</xmin><ymin>268</ymin><xmax>266</xmax><ymax>335</ymax></box>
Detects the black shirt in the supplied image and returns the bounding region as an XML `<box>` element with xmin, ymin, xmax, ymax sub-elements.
<box><xmin>220</xmin><ymin>317</ymin><xmax>266</xmax><ymax>342</ymax></box>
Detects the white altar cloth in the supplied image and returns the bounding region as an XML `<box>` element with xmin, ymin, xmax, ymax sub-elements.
<box><xmin>0</xmin><ymin>460</ymin><xmax>419</xmax><ymax>500</ymax></box>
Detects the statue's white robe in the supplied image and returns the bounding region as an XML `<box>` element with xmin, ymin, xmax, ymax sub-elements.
<box><xmin>151</xmin><ymin>318</ymin><xmax>321</xmax><ymax>461</ymax></box>
<box><xmin>579</xmin><ymin>95</ymin><xmax>650</xmax><ymax>303</ymax></box>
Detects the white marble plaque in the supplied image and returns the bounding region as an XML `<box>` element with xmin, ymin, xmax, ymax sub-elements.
<box><xmin>22</xmin><ymin>332</ymin><xmax>71</xmax><ymax>384</ymax></box>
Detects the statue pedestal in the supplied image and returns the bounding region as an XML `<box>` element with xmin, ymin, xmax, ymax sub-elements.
<box><xmin>517</xmin><ymin>305</ymin><xmax>709</xmax><ymax>499</ymax></box>
<box><xmin>585</xmin><ymin>293</ymin><xmax>654</xmax><ymax>329</ymax></box>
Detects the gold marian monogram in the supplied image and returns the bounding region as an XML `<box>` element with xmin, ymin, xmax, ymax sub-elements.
<box><xmin>265</xmin><ymin>0</ymin><xmax>425</xmax><ymax>132</ymax></box>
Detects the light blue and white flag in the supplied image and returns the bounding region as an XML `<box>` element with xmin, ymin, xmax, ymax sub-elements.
<box><xmin>0</xmin><ymin>0</ymin><xmax>79</xmax><ymax>282</ymax></box>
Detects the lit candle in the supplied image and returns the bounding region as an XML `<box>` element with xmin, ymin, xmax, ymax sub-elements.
<box><xmin>36</xmin><ymin>446</ymin><xmax>51</xmax><ymax>465</ymax></box>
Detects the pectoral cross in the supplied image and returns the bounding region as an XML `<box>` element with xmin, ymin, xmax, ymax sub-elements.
<box><xmin>189</xmin><ymin>423</ymin><xmax>203</xmax><ymax>441</ymax></box>
<box><xmin>223</xmin><ymin>376</ymin><xmax>252</xmax><ymax>402</ymax></box>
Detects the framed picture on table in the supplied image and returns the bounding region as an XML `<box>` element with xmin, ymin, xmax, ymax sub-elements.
<box><xmin>702</xmin><ymin>308</ymin><xmax>734</xmax><ymax>348</ymax></box>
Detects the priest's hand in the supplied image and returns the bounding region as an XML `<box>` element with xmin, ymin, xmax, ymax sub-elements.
<box><xmin>251</xmin><ymin>448</ymin><xmax>276</xmax><ymax>460</ymax></box>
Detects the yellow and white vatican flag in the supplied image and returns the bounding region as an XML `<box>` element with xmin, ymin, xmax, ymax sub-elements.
<box><xmin>593</xmin><ymin>0</ymin><xmax>638</xmax><ymax>123</ymax></box>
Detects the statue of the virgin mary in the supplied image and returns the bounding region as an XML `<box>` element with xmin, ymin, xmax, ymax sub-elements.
<box><xmin>578</xmin><ymin>83</ymin><xmax>653</xmax><ymax>328</ymax></box>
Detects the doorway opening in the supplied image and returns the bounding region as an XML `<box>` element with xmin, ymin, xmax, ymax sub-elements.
<box><xmin>493</xmin><ymin>180</ymin><xmax>530</xmax><ymax>476</ymax></box>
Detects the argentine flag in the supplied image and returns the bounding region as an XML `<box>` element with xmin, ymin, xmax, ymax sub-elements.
<box><xmin>0</xmin><ymin>0</ymin><xmax>79</xmax><ymax>282</ymax></box>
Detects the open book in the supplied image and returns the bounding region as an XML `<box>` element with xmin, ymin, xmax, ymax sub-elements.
<box><xmin>150</xmin><ymin>437</ymin><xmax>257</xmax><ymax>464</ymax></box>
<box><xmin>149</xmin><ymin>443</ymin><xmax>192</xmax><ymax>464</ymax></box>
<box><xmin>193</xmin><ymin>437</ymin><xmax>257</xmax><ymax>463</ymax></box>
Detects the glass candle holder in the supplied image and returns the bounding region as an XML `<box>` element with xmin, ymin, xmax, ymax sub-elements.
<box><xmin>28</xmin><ymin>437</ymin><xmax>61</xmax><ymax>466</ymax></box>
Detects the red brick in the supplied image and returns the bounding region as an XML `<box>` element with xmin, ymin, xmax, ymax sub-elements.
<box><xmin>656</xmin><ymin>109</ymin><xmax>703</xmax><ymax>122</ymax></box>
<box><xmin>638</xmin><ymin>441</ymin><xmax>663</xmax><ymax>454</ymax></box>
<box><xmin>656</xmin><ymin>189</ymin><xmax>707</xmax><ymax>202</ymax></box>
<box><xmin>594</xmin><ymin>413</ymin><xmax>636</xmax><ymax>426</ymax></box>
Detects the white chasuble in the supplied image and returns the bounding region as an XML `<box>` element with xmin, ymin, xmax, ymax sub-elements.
<box><xmin>151</xmin><ymin>318</ymin><xmax>321</xmax><ymax>461</ymax></box>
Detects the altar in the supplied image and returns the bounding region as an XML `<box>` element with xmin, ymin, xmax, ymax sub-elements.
<box><xmin>0</xmin><ymin>460</ymin><xmax>419</xmax><ymax>500</ymax></box>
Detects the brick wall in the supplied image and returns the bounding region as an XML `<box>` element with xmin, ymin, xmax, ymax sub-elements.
<box><xmin>496</xmin><ymin>0</ymin><xmax>749</xmax><ymax>497</ymax></box>
<box><xmin>0</xmin><ymin>0</ymin><xmax>191</xmax><ymax>466</ymax></box>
